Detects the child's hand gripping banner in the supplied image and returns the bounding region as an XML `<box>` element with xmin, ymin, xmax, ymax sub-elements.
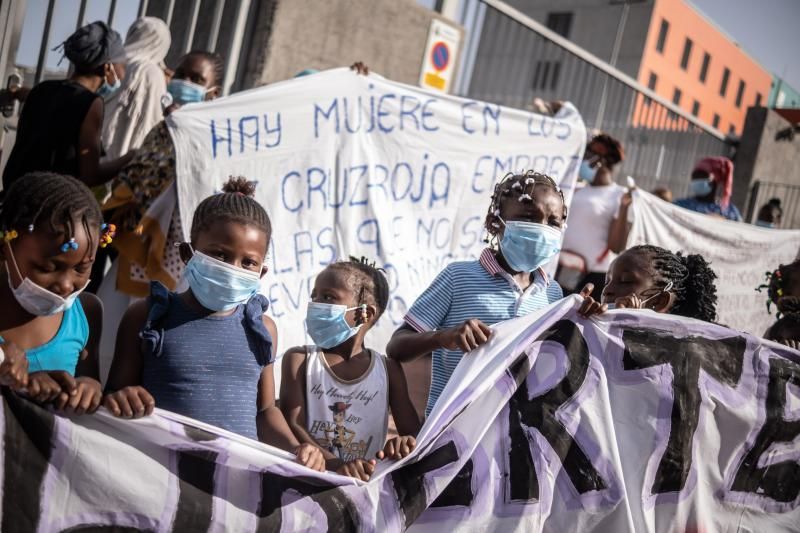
<box><xmin>3</xmin><ymin>297</ymin><xmax>799</xmax><ymax>532</ymax></box>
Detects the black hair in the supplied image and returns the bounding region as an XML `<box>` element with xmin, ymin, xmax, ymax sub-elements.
<box><xmin>183</xmin><ymin>50</ymin><xmax>225</xmax><ymax>86</ymax></box>
<box><xmin>766</xmin><ymin>297</ymin><xmax>800</xmax><ymax>343</ymax></box>
<box><xmin>327</xmin><ymin>256</ymin><xmax>390</xmax><ymax>320</ymax></box>
<box><xmin>0</xmin><ymin>172</ymin><xmax>103</xmax><ymax>248</ymax></box>
<box><xmin>757</xmin><ymin>259</ymin><xmax>800</xmax><ymax>316</ymax></box>
<box><xmin>628</xmin><ymin>245</ymin><xmax>718</xmax><ymax>322</ymax></box>
<box><xmin>589</xmin><ymin>133</ymin><xmax>625</xmax><ymax>167</ymax></box>
<box><xmin>485</xmin><ymin>171</ymin><xmax>566</xmax><ymax>239</ymax></box>
<box><xmin>757</xmin><ymin>198</ymin><xmax>782</xmax><ymax>223</ymax></box>
<box><xmin>190</xmin><ymin>176</ymin><xmax>271</xmax><ymax>243</ymax></box>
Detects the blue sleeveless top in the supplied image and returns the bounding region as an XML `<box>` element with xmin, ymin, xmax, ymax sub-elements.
<box><xmin>139</xmin><ymin>282</ymin><xmax>274</xmax><ymax>440</ymax></box>
<box><xmin>0</xmin><ymin>299</ymin><xmax>88</xmax><ymax>375</ymax></box>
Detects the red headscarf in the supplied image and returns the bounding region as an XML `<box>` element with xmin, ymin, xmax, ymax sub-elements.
<box><xmin>693</xmin><ymin>156</ymin><xmax>733</xmax><ymax>208</ymax></box>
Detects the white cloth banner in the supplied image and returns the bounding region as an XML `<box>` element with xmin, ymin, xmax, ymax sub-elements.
<box><xmin>4</xmin><ymin>297</ymin><xmax>799</xmax><ymax>532</ymax></box>
<box><xmin>629</xmin><ymin>189</ymin><xmax>800</xmax><ymax>335</ymax></box>
<box><xmin>169</xmin><ymin>68</ymin><xmax>586</xmax><ymax>353</ymax></box>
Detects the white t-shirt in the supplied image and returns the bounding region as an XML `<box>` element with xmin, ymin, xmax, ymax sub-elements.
<box><xmin>304</xmin><ymin>346</ymin><xmax>389</xmax><ymax>462</ymax></box>
<box><xmin>561</xmin><ymin>183</ymin><xmax>629</xmax><ymax>273</ymax></box>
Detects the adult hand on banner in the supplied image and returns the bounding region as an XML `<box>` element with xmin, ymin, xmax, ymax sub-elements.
<box><xmin>336</xmin><ymin>458</ymin><xmax>377</xmax><ymax>481</ymax></box>
<box><xmin>26</xmin><ymin>370</ymin><xmax>77</xmax><ymax>404</ymax></box>
<box><xmin>293</xmin><ymin>443</ymin><xmax>326</xmax><ymax>472</ymax></box>
<box><xmin>377</xmin><ymin>435</ymin><xmax>417</xmax><ymax>460</ymax></box>
<box><xmin>439</xmin><ymin>319</ymin><xmax>493</xmax><ymax>352</ymax></box>
<box><xmin>58</xmin><ymin>377</ymin><xmax>103</xmax><ymax>415</ymax></box>
<box><xmin>0</xmin><ymin>341</ymin><xmax>28</xmax><ymax>390</ymax></box>
<box><xmin>103</xmin><ymin>385</ymin><xmax>156</xmax><ymax>418</ymax></box>
<box><xmin>349</xmin><ymin>62</ymin><xmax>370</xmax><ymax>75</ymax></box>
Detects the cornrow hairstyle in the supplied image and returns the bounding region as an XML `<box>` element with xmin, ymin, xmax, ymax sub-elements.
<box><xmin>766</xmin><ymin>296</ymin><xmax>800</xmax><ymax>343</ymax></box>
<box><xmin>590</xmin><ymin>133</ymin><xmax>624</xmax><ymax>167</ymax></box>
<box><xmin>327</xmin><ymin>256</ymin><xmax>390</xmax><ymax>320</ymax></box>
<box><xmin>757</xmin><ymin>259</ymin><xmax>800</xmax><ymax>316</ymax></box>
<box><xmin>184</xmin><ymin>50</ymin><xmax>225</xmax><ymax>86</ymax></box>
<box><xmin>190</xmin><ymin>176</ymin><xmax>271</xmax><ymax>243</ymax></box>
<box><xmin>484</xmin><ymin>170</ymin><xmax>566</xmax><ymax>243</ymax></box>
<box><xmin>628</xmin><ymin>244</ymin><xmax>718</xmax><ymax>322</ymax></box>
<box><xmin>0</xmin><ymin>172</ymin><xmax>103</xmax><ymax>248</ymax></box>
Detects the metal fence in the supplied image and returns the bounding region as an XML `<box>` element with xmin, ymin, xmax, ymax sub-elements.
<box><xmin>745</xmin><ymin>181</ymin><xmax>800</xmax><ymax>229</ymax></box>
<box><xmin>452</xmin><ymin>0</ymin><xmax>732</xmax><ymax>197</ymax></box>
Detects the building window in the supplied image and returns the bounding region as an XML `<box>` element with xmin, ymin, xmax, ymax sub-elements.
<box><xmin>720</xmin><ymin>68</ymin><xmax>730</xmax><ymax>97</ymax></box>
<box><xmin>735</xmin><ymin>80</ymin><xmax>746</xmax><ymax>108</ymax></box>
<box><xmin>712</xmin><ymin>114</ymin><xmax>720</xmax><ymax>129</ymax></box>
<box><xmin>691</xmin><ymin>100</ymin><xmax>700</xmax><ymax>116</ymax></box>
<box><xmin>728</xmin><ymin>125</ymin><xmax>736</xmax><ymax>136</ymax></box>
<box><xmin>755</xmin><ymin>92</ymin><xmax>763</xmax><ymax>107</ymax></box>
<box><xmin>532</xmin><ymin>61</ymin><xmax>561</xmax><ymax>91</ymax></box>
<box><xmin>672</xmin><ymin>88</ymin><xmax>682</xmax><ymax>106</ymax></box>
<box><xmin>656</xmin><ymin>19</ymin><xmax>669</xmax><ymax>53</ymax></box>
<box><xmin>648</xmin><ymin>72</ymin><xmax>658</xmax><ymax>90</ymax></box>
<box><xmin>546</xmin><ymin>12</ymin><xmax>573</xmax><ymax>38</ymax></box>
<box><xmin>680</xmin><ymin>38</ymin><xmax>693</xmax><ymax>70</ymax></box>
<box><xmin>699</xmin><ymin>52</ymin><xmax>710</xmax><ymax>83</ymax></box>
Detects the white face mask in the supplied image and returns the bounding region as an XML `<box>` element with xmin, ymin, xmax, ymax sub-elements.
<box><xmin>5</xmin><ymin>245</ymin><xmax>89</xmax><ymax>316</ymax></box>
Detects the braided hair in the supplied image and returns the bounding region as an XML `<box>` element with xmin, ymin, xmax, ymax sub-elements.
<box><xmin>0</xmin><ymin>172</ymin><xmax>103</xmax><ymax>248</ymax></box>
<box><xmin>628</xmin><ymin>245</ymin><xmax>718</xmax><ymax>322</ymax></box>
<box><xmin>327</xmin><ymin>256</ymin><xmax>390</xmax><ymax>320</ymax></box>
<box><xmin>484</xmin><ymin>170</ymin><xmax>566</xmax><ymax>244</ymax></box>
<box><xmin>183</xmin><ymin>50</ymin><xmax>225</xmax><ymax>86</ymax></box>
<box><xmin>766</xmin><ymin>297</ymin><xmax>800</xmax><ymax>343</ymax></box>
<box><xmin>190</xmin><ymin>176</ymin><xmax>271</xmax><ymax>243</ymax></box>
<box><xmin>756</xmin><ymin>260</ymin><xmax>800</xmax><ymax>316</ymax></box>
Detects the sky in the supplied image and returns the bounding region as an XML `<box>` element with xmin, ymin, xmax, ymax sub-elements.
<box><xmin>14</xmin><ymin>0</ymin><xmax>800</xmax><ymax>91</ymax></box>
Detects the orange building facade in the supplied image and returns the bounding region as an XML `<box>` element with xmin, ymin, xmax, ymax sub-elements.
<box><xmin>637</xmin><ymin>0</ymin><xmax>772</xmax><ymax>136</ymax></box>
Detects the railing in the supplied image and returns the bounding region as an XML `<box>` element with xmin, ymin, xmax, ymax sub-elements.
<box><xmin>745</xmin><ymin>181</ymin><xmax>800</xmax><ymax>230</ymax></box>
<box><xmin>452</xmin><ymin>0</ymin><xmax>732</xmax><ymax>198</ymax></box>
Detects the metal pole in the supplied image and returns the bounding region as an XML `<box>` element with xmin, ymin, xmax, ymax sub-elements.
<box><xmin>164</xmin><ymin>0</ymin><xmax>176</xmax><ymax>27</ymax></box>
<box><xmin>34</xmin><ymin>0</ymin><xmax>57</xmax><ymax>84</ymax></box>
<box><xmin>183</xmin><ymin>0</ymin><xmax>202</xmax><ymax>53</ymax></box>
<box><xmin>222</xmin><ymin>0</ymin><xmax>251</xmax><ymax>95</ymax></box>
<box><xmin>207</xmin><ymin>0</ymin><xmax>226</xmax><ymax>52</ymax></box>
<box><xmin>108</xmin><ymin>0</ymin><xmax>118</xmax><ymax>28</ymax></box>
<box><xmin>138</xmin><ymin>0</ymin><xmax>149</xmax><ymax>18</ymax></box>
<box><xmin>76</xmin><ymin>0</ymin><xmax>88</xmax><ymax>29</ymax></box>
<box><xmin>595</xmin><ymin>1</ymin><xmax>630</xmax><ymax>129</ymax></box>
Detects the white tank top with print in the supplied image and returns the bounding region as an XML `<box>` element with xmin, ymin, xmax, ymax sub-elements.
<box><xmin>304</xmin><ymin>346</ymin><xmax>389</xmax><ymax>462</ymax></box>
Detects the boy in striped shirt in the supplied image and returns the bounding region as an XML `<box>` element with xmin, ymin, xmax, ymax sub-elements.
<box><xmin>386</xmin><ymin>171</ymin><xmax>567</xmax><ymax>416</ymax></box>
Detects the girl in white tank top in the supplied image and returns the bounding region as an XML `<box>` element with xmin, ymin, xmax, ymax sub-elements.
<box><xmin>280</xmin><ymin>259</ymin><xmax>422</xmax><ymax>481</ymax></box>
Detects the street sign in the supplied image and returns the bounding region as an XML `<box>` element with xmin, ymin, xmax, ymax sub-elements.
<box><xmin>419</xmin><ymin>18</ymin><xmax>460</xmax><ymax>93</ymax></box>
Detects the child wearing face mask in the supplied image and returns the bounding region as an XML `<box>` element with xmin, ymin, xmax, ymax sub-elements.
<box><xmin>578</xmin><ymin>245</ymin><xmax>719</xmax><ymax>323</ymax></box>
<box><xmin>279</xmin><ymin>258</ymin><xmax>421</xmax><ymax>481</ymax></box>
<box><xmin>0</xmin><ymin>172</ymin><xmax>107</xmax><ymax>413</ymax></box>
<box><xmin>104</xmin><ymin>177</ymin><xmax>325</xmax><ymax>471</ymax></box>
<box><xmin>386</xmin><ymin>171</ymin><xmax>567</xmax><ymax>416</ymax></box>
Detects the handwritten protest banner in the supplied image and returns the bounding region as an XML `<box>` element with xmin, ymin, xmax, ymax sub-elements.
<box><xmin>4</xmin><ymin>297</ymin><xmax>798</xmax><ymax>531</ymax></box>
<box><xmin>629</xmin><ymin>189</ymin><xmax>800</xmax><ymax>336</ymax></box>
<box><xmin>169</xmin><ymin>68</ymin><xmax>586</xmax><ymax>353</ymax></box>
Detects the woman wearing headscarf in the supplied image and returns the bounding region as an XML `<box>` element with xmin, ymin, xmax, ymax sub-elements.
<box><xmin>673</xmin><ymin>156</ymin><xmax>742</xmax><ymax>221</ymax></box>
<box><xmin>2</xmin><ymin>21</ymin><xmax>134</xmax><ymax>191</ymax></box>
<box><xmin>102</xmin><ymin>17</ymin><xmax>171</xmax><ymax>160</ymax></box>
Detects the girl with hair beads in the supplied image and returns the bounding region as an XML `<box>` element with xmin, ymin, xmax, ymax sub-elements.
<box><xmin>280</xmin><ymin>258</ymin><xmax>421</xmax><ymax>481</ymax></box>
<box><xmin>104</xmin><ymin>177</ymin><xmax>325</xmax><ymax>471</ymax></box>
<box><xmin>578</xmin><ymin>244</ymin><xmax>719</xmax><ymax>322</ymax></box>
<box><xmin>387</xmin><ymin>171</ymin><xmax>566</xmax><ymax>416</ymax></box>
<box><xmin>757</xmin><ymin>260</ymin><xmax>800</xmax><ymax>348</ymax></box>
<box><xmin>0</xmin><ymin>172</ymin><xmax>106</xmax><ymax>412</ymax></box>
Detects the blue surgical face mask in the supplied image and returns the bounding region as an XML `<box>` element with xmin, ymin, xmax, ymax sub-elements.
<box><xmin>97</xmin><ymin>65</ymin><xmax>121</xmax><ymax>98</ymax></box>
<box><xmin>755</xmin><ymin>220</ymin><xmax>776</xmax><ymax>229</ymax></box>
<box><xmin>167</xmin><ymin>79</ymin><xmax>210</xmax><ymax>105</ymax></box>
<box><xmin>305</xmin><ymin>302</ymin><xmax>364</xmax><ymax>349</ymax></box>
<box><xmin>185</xmin><ymin>250</ymin><xmax>261</xmax><ymax>311</ymax></box>
<box><xmin>579</xmin><ymin>160</ymin><xmax>598</xmax><ymax>183</ymax></box>
<box><xmin>499</xmin><ymin>218</ymin><xmax>562</xmax><ymax>273</ymax></box>
<box><xmin>690</xmin><ymin>178</ymin><xmax>713</xmax><ymax>197</ymax></box>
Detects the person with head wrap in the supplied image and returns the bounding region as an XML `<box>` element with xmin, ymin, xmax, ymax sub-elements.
<box><xmin>2</xmin><ymin>21</ymin><xmax>136</xmax><ymax>192</ymax></box>
<box><xmin>673</xmin><ymin>156</ymin><xmax>742</xmax><ymax>221</ymax></box>
<box><xmin>102</xmin><ymin>17</ymin><xmax>171</xmax><ymax>161</ymax></box>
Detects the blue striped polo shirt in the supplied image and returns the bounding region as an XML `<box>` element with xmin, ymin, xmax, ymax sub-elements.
<box><xmin>404</xmin><ymin>248</ymin><xmax>563</xmax><ymax>415</ymax></box>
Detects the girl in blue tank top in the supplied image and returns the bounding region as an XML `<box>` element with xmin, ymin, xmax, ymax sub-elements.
<box><xmin>104</xmin><ymin>177</ymin><xmax>325</xmax><ymax>471</ymax></box>
<box><xmin>0</xmin><ymin>172</ymin><xmax>107</xmax><ymax>413</ymax></box>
